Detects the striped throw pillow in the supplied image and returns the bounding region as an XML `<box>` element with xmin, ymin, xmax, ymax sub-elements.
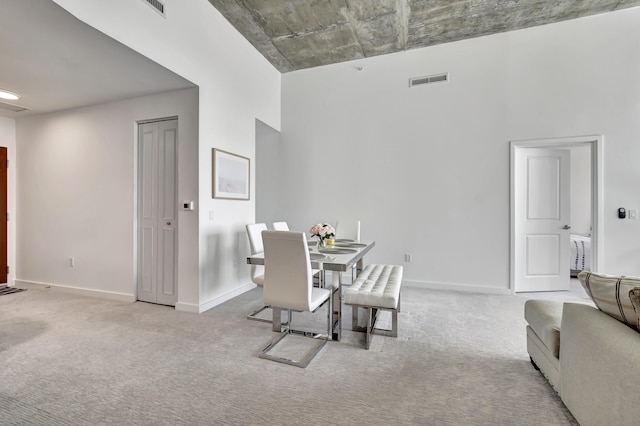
<box><xmin>578</xmin><ymin>271</ymin><xmax>640</xmax><ymax>331</ymax></box>
<box><xmin>629</xmin><ymin>288</ymin><xmax>640</xmax><ymax>331</ymax></box>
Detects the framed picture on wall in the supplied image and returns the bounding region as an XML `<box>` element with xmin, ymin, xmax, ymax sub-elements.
<box><xmin>212</xmin><ymin>148</ymin><xmax>250</xmax><ymax>200</ymax></box>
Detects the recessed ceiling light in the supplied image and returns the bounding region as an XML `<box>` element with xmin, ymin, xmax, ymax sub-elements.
<box><xmin>0</xmin><ymin>89</ymin><xmax>20</xmax><ymax>101</ymax></box>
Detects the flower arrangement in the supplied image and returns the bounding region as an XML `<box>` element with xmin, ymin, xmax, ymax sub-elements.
<box><xmin>310</xmin><ymin>223</ymin><xmax>335</xmax><ymax>247</ymax></box>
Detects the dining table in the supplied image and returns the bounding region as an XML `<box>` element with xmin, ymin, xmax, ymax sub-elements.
<box><xmin>246</xmin><ymin>239</ymin><xmax>376</xmax><ymax>341</ymax></box>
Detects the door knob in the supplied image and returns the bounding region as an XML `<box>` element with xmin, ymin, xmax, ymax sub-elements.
<box><xmin>562</xmin><ymin>225</ymin><xmax>571</xmax><ymax>230</ymax></box>
<box><xmin>167</xmin><ymin>221</ymin><xmax>172</xmax><ymax>226</ymax></box>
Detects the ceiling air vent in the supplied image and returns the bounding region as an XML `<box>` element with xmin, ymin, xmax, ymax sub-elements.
<box><xmin>141</xmin><ymin>0</ymin><xmax>165</xmax><ymax>17</ymax></box>
<box><xmin>0</xmin><ymin>101</ymin><xmax>28</xmax><ymax>113</ymax></box>
<box><xmin>409</xmin><ymin>73</ymin><xmax>449</xmax><ymax>88</ymax></box>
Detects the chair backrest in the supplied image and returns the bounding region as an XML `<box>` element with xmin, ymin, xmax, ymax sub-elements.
<box><xmin>246</xmin><ymin>223</ymin><xmax>267</xmax><ymax>254</ymax></box>
<box><xmin>246</xmin><ymin>223</ymin><xmax>268</xmax><ymax>285</ymax></box>
<box><xmin>272</xmin><ymin>221</ymin><xmax>289</xmax><ymax>231</ymax></box>
<box><xmin>335</xmin><ymin>220</ymin><xmax>361</xmax><ymax>241</ymax></box>
<box><xmin>262</xmin><ymin>230</ymin><xmax>313</xmax><ymax>312</ymax></box>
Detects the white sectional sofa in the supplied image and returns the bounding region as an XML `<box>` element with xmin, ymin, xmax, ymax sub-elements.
<box><xmin>525</xmin><ymin>271</ymin><xmax>640</xmax><ymax>426</ymax></box>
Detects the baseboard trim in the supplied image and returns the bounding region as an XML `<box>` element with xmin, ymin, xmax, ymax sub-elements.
<box><xmin>174</xmin><ymin>301</ymin><xmax>200</xmax><ymax>313</ymax></box>
<box><xmin>15</xmin><ymin>279</ymin><xmax>259</xmax><ymax>313</ymax></box>
<box><xmin>403</xmin><ymin>279</ymin><xmax>510</xmax><ymax>295</ymax></box>
<box><xmin>195</xmin><ymin>282</ymin><xmax>256</xmax><ymax>313</ymax></box>
<box><xmin>14</xmin><ymin>279</ymin><xmax>136</xmax><ymax>303</ymax></box>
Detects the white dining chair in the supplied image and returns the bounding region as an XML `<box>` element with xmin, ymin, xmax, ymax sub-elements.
<box><xmin>272</xmin><ymin>220</ymin><xmax>325</xmax><ymax>287</ymax></box>
<box><xmin>272</xmin><ymin>221</ymin><xmax>289</xmax><ymax>231</ymax></box>
<box><xmin>245</xmin><ymin>223</ymin><xmax>271</xmax><ymax>322</ymax></box>
<box><xmin>335</xmin><ymin>219</ymin><xmax>361</xmax><ymax>242</ymax></box>
<box><xmin>259</xmin><ymin>230</ymin><xmax>332</xmax><ymax>368</ymax></box>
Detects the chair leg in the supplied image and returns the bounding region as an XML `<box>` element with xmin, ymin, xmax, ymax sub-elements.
<box><xmin>248</xmin><ymin>305</ymin><xmax>288</xmax><ymax>328</ymax></box>
<box><xmin>327</xmin><ymin>287</ymin><xmax>333</xmax><ymax>338</ymax></box>
<box><xmin>272</xmin><ymin>308</ymin><xmax>283</xmax><ymax>332</ymax></box>
<box><xmin>247</xmin><ymin>305</ymin><xmax>271</xmax><ymax>323</ymax></box>
<box><xmin>247</xmin><ymin>286</ymin><xmax>288</xmax><ymax>325</ymax></box>
<box><xmin>259</xmin><ymin>307</ymin><xmax>329</xmax><ymax>368</ymax></box>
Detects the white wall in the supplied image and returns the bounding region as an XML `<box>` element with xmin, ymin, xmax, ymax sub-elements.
<box><xmin>51</xmin><ymin>0</ymin><xmax>281</xmax><ymax>311</ymax></box>
<box><xmin>16</xmin><ymin>88</ymin><xmax>199</xmax><ymax>303</ymax></box>
<box><xmin>0</xmin><ymin>117</ymin><xmax>16</xmax><ymax>286</ymax></box>
<box><xmin>274</xmin><ymin>7</ymin><xmax>640</xmax><ymax>292</ymax></box>
<box><xmin>255</xmin><ymin>119</ymin><xmax>282</xmax><ymax>226</ymax></box>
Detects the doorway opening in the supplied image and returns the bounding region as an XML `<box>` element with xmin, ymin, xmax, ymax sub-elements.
<box><xmin>510</xmin><ymin>135</ymin><xmax>603</xmax><ymax>293</ymax></box>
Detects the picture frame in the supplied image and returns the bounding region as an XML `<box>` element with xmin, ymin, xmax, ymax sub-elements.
<box><xmin>212</xmin><ymin>148</ymin><xmax>250</xmax><ymax>200</ymax></box>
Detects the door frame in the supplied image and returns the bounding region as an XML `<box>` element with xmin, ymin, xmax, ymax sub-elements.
<box><xmin>0</xmin><ymin>147</ymin><xmax>6</xmax><ymax>284</ymax></box>
<box><xmin>509</xmin><ymin>135</ymin><xmax>603</xmax><ymax>293</ymax></box>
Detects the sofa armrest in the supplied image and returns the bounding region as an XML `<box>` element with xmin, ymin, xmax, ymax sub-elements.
<box><xmin>560</xmin><ymin>303</ymin><xmax>640</xmax><ymax>426</ymax></box>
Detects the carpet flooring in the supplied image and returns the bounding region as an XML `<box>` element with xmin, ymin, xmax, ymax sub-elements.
<box><xmin>0</xmin><ymin>284</ymin><xmax>583</xmax><ymax>425</ymax></box>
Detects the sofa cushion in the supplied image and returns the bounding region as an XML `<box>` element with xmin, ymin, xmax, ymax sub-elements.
<box><xmin>578</xmin><ymin>271</ymin><xmax>640</xmax><ymax>330</ymax></box>
<box><xmin>559</xmin><ymin>302</ymin><xmax>640</xmax><ymax>425</ymax></box>
<box><xmin>524</xmin><ymin>299</ymin><xmax>563</xmax><ymax>358</ymax></box>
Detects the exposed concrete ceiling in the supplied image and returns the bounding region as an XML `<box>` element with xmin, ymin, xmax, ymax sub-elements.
<box><xmin>0</xmin><ymin>0</ymin><xmax>195</xmax><ymax>119</ymax></box>
<box><xmin>2</xmin><ymin>1</ymin><xmax>638</xmax><ymax>119</ymax></box>
<box><xmin>207</xmin><ymin>0</ymin><xmax>640</xmax><ymax>73</ymax></box>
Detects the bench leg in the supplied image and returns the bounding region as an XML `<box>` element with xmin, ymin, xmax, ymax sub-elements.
<box><xmin>390</xmin><ymin>308</ymin><xmax>397</xmax><ymax>338</ymax></box>
<box><xmin>366</xmin><ymin>307</ymin><xmax>373</xmax><ymax>350</ymax></box>
<box><xmin>347</xmin><ymin>303</ymin><xmax>399</xmax><ymax>349</ymax></box>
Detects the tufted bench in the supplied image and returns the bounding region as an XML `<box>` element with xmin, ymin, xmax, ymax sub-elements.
<box><xmin>344</xmin><ymin>264</ymin><xmax>403</xmax><ymax>349</ymax></box>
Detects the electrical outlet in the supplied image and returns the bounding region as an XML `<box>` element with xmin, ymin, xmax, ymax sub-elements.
<box><xmin>69</xmin><ymin>257</ymin><xmax>75</xmax><ymax>267</ymax></box>
<box><xmin>404</xmin><ymin>254</ymin><xmax>412</xmax><ymax>263</ymax></box>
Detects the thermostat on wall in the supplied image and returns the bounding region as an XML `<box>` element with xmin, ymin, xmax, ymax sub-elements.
<box><xmin>182</xmin><ymin>201</ymin><xmax>194</xmax><ymax>211</ymax></box>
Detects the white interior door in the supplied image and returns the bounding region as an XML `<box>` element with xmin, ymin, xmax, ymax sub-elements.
<box><xmin>138</xmin><ymin>119</ymin><xmax>178</xmax><ymax>306</ymax></box>
<box><xmin>515</xmin><ymin>148</ymin><xmax>570</xmax><ymax>292</ymax></box>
